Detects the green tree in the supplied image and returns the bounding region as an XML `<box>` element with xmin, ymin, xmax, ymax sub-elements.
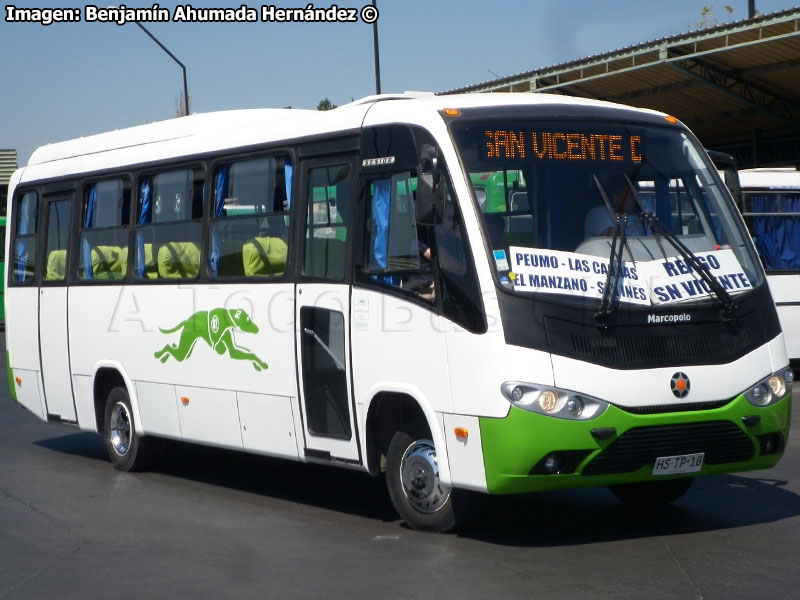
<box><xmin>693</xmin><ymin>4</ymin><xmax>734</xmax><ymax>28</ymax></box>
<box><xmin>317</xmin><ymin>98</ymin><xmax>337</xmax><ymax>111</ymax></box>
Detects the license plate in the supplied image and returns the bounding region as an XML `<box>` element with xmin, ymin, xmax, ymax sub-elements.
<box><xmin>652</xmin><ymin>453</ymin><xmax>704</xmax><ymax>476</ymax></box>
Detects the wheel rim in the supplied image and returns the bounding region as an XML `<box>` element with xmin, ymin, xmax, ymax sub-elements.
<box><xmin>400</xmin><ymin>440</ymin><xmax>451</xmax><ymax>514</ymax></box>
<box><xmin>109</xmin><ymin>402</ymin><xmax>131</xmax><ymax>457</ymax></box>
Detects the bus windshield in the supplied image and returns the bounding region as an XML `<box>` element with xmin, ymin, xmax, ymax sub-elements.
<box><xmin>452</xmin><ymin>119</ymin><xmax>763</xmax><ymax>308</ymax></box>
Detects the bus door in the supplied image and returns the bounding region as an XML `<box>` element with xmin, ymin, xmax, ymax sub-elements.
<box><xmin>39</xmin><ymin>194</ymin><xmax>76</xmax><ymax>421</ymax></box>
<box><xmin>295</xmin><ymin>156</ymin><xmax>360</xmax><ymax>463</ymax></box>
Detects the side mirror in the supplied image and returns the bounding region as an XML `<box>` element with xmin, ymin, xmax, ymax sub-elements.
<box><xmin>722</xmin><ymin>168</ymin><xmax>742</xmax><ymax>206</ymax></box>
<box><xmin>417</xmin><ymin>144</ymin><xmax>444</xmax><ymax>225</ymax></box>
<box><xmin>416</xmin><ymin>172</ymin><xmax>444</xmax><ymax>225</ymax></box>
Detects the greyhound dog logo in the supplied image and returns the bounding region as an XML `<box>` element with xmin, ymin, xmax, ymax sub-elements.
<box><xmin>154</xmin><ymin>307</ymin><xmax>268</xmax><ymax>371</ymax></box>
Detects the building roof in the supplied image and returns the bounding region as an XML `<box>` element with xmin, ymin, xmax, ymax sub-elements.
<box><xmin>444</xmin><ymin>8</ymin><xmax>800</xmax><ymax>169</ymax></box>
<box><xmin>0</xmin><ymin>149</ymin><xmax>18</xmax><ymax>185</ymax></box>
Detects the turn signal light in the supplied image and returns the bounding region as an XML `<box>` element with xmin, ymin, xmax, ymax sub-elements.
<box><xmin>442</xmin><ymin>108</ymin><xmax>460</xmax><ymax>116</ymax></box>
<box><xmin>664</xmin><ymin>115</ymin><xmax>678</xmax><ymax>124</ymax></box>
<box><xmin>180</xmin><ymin>396</ymin><xmax>190</xmax><ymax>406</ymax></box>
<box><xmin>454</xmin><ymin>427</ymin><xmax>469</xmax><ymax>439</ymax></box>
<box><xmin>15</xmin><ymin>377</ymin><xmax>21</xmax><ymax>386</ymax></box>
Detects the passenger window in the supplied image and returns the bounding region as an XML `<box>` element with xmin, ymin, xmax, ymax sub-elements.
<box><xmin>209</xmin><ymin>156</ymin><xmax>292</xmax><ymax>278</ymax></box>
<box><xmin>304</xmin><ymin>164</ymin><xmax>350</xmax><ymax>280</ymax></box>
<box><xmin>13</xmin><ymin>191</ymin><xmax>38</xmax><ymax>283</ymax></box>
<box><xmin>134</xmin><ymin>168</ymin><xmax>204</xmax><ymax>280</ymax></box>
<box><xmin>360</xmin><ymin>172</ymin><xmax>435</xmax><ymax>301</ymax></box>
<box><xmin>78</xmin><ymin>178</ymin><xmax>131</xmax><ymax>280</ymax></box>
<box><xmin>44</xmin><ymin>200</ymin><xmax>71</xmax><ymax>282</ymax></box>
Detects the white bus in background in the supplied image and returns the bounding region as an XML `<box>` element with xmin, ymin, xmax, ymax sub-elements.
<box><xmin>4</xmin><ymin>92</ymin><xmax>792</xmax><ymax>532</ymax></box>
<box><xmin>738</xmin><ymin>167</ymin><xmax>800</xmax><ymax>365</ymax></box>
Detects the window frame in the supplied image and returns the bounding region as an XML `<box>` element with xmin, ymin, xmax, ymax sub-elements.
<box><xmin>41</xmin><ymin>196</ymin><xmax>73</xmax><ymax>285</ymax></box>
<box><xmin>9</xmin><ymin>188</ymin><xmax>41</xmax><ymax>287</ymax></box>
<box><xmin>132</xmin><ymin>163</ymin><xmax>207</xmax><ymax>282</ymax></box>
<box><xmin>76</xmin><ymin>175</ymin><xmax>134</xmax><ymax>283</ymax></box>
<box><xmin>207</xmin><ymin>152</ymin><xmax>293</xmax><ymax>281</ymax></box>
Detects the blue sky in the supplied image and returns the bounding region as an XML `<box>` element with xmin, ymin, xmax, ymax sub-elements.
<box><xmin>1</xmin><ymin>0</ymin><xmax>797</xmax><ymax>165</ymax></box>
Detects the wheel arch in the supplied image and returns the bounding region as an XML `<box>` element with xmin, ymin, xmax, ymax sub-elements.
<box><xmin>363</xmin><ymin>386</ymin><xmax>451</xmax><ymax>485</ymax></box>
<box><xmin>92</xmin><ymin>362</ymin><xmax>144</xmax><ymax>436</ymax></box>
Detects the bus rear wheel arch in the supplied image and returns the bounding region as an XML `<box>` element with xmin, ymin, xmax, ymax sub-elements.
<box><xmin>102</xmin><ymin>386</ymin><xmax>158</xmax><ymax>472</ymax></box>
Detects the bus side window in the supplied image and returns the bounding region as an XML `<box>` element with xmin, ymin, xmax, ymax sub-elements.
<box><xmin>134</xmin><ymin>168</ymin><xmax>204</xmax><ymax>280</ymax></box>
<box><xmin>209</xmin><ymin>155</ymin><xmax>291</xmax><ymax>279</ymax></box>
<box><xmin>743</xmin><ymin>190</ymin><xmax>800</xmax><ymax>271</ymax></box>
<box><xmin>304</xmin><ymin>164</ymin><xmax>350</xmax><ymax>280</ymax></box>
<box><xmin>44</xmin><ymin>200</ymin><xmax>71</xmax><ymax>282</ymax></box>
<box><xmin>78</xmin><ymin>178</ymin><xmax>131</xmax><ymax>281</ymax></box>
<box><xmin>359</xmin><ymin>172</ymin><xmax>435</xmax><ymax>301</ymax></box>
<box><xmin>13</xmin><ymin>191</ymin><xmax>38</xmax><ymax>283</ymax></box>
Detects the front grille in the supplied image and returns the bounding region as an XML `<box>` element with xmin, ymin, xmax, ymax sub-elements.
<box><xmin>618</xmin><ymin>399</ymin><xmax>733</xmax><ymax>415</ymax></box>
<box><xmin>583</xmin><ymin>421</ymin><xmax>754</xmax><ymax>476</ymax></box>
<box><xmin>570</xmin><ymin>326</ymin><xmax>754</xmax><ymax>367</ymax></box>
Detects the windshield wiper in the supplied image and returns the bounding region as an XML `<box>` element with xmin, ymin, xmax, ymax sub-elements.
<box><xmin>593</xmin><ymin>175</ymin><xmax>633</xmax><ymax>322</ymax></box>
<box><xmin>623</xmin><ymin>175</ymin><xmax>737</xmax><ymax>319</ymax></box>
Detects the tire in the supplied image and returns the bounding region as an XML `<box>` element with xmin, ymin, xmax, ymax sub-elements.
<box><xmin>103</xmin><ymin>386</ymin><xmax>159</xmax><ymax>472</ymax></box>
<box><xmin>608</xmin><ymin>477</ymin><xmax>694</xmax><ymax>506</ymax></box>
<box><xmin>385</xmin><ymin>426</ymin><xmax>475</xmax><ymax>533</ymax></box>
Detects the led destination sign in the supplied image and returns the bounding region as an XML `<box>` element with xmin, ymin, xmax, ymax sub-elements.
<box><xmin>484</xmin><ymin>130</ymin><xmax>643</xmax><ymax>163</ymax></box>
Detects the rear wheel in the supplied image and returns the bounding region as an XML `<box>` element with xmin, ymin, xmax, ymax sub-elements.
<box><xmin>608</xmin><ymin>477</ymin><xmax>694</xmax><ymax>506</ymax></box>
<box><xmin>103</xmin><ymin>386</ymin><xmax>158</xmax><ymax>472</ymax></box>
<box><xmin>385</xmin><ymin>426</ymin><xmax>475</xmax><ymax>532</ymax></box>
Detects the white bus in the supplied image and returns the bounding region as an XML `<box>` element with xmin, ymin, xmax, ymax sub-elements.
<box><xmin>5</xmin><ymin>92</ymin><xmax>792</xmax><ymax>532</ymax></box>
<box><xmin>738</xmin><ymin>168</ymin><xmax>800</xmax><ymax>365</ymax></box>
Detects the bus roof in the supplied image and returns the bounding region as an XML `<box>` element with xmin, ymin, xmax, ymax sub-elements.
<box><xmin>22</xmin><ymin>91</ymin><xmax>670</xmax><ymax>180</ymax></box>
<box><xmin>738</xmin><ymin>167</ymin><xmax>800</xmax><ymax>190</ymax></box>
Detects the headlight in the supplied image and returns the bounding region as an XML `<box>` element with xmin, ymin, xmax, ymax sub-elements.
<box><xmin>744</xmin><ymin>366</ymin><xmax>792</xmax><ymax>407</ymax></box>
<box><xmin>768</xmin><ymin>375</ymin><xmax>786</xmax><ymax>397</ymax></box>
<box><xmin>500</xmin><ymin>382</ymin><xmax>609</xmax><ymax>420</ymax></box>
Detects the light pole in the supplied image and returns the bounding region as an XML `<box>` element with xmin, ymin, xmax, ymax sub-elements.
<box><xmin>132</xmin><ymin>21</ymin><xmax>190</xmax><ymax>116</ymax></box>
<box><xmin>372</xmin><ymin>0</ymin><xmax>381</xmax><ymax>95</ymax></box>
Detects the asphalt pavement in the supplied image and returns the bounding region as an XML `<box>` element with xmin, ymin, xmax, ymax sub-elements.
<box><xmin>1</xmin><ymin>336</ymin><xmax>799</xmax><ymax>599</ymax></box>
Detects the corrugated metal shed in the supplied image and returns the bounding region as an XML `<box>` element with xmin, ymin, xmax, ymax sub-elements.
<box><xmin>0</xmin><ymin>149</ymin><xmax>17</xmax><ymax>185</ymax></box>
<box><xmin>444</xmin><ymin>8</ymin><xmax>800</xmax><ymax>168</ymax></box>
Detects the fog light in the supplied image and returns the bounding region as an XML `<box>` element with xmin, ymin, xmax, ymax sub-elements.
<box><xmin>543</xmin><ymin>455</ymin><xmax>559</xmax><ymax>473</ymax></box>
<box><xmin>511</xmin><ymin>386</ymin><xmax>525</xmax><ymax>403</ymax></box>
<box><xmin>538</xmin><ymin>390</ymin><xmax>559</xmax><ymax>413</ymax></box>
<box><xmin>757</xmin><ymin>433</ymin><xmax>783</xmax><ymax>455</ymax></box>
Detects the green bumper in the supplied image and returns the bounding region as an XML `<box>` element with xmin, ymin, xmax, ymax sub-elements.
<box><xmin>479</xmin><ymin>392</ymin><xmax>791</xmax><ymax>494</ymax></box>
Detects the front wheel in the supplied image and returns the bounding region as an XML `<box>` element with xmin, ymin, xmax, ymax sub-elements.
<box><xmin>608</xmin><ymin>477</ymin><xmax>694</xmax><ymax>506</ymax></box>
<box><xmin>385</xmin><ymin>427</ymin><xmax>475</xmax><ymax>533</ymax></box>
<box><xmin>103</xmin><ymin>386</ymin><xmax>159</xmax><ymax>472</ymax></box>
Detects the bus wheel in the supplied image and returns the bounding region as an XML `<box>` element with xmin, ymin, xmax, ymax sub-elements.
<box><xmin>386</xmin><ymin>427</ymin><xmax>469</xmax><ymax>533</ymax></box>
<box><xmin>103</xmin><ymin>386</ymin><xmax>158</xmax><ymax>472</ymax></box>
<box><xmin>608</xmin><ymin>478</ymin><xmax>694</xmax><ymax>506</ymax></box>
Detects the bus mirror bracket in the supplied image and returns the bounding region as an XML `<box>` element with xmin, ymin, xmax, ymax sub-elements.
<box><xmin>417</xmin><ymin>145</ymin><xmax>444</xmax><ymax>225</ymax></box>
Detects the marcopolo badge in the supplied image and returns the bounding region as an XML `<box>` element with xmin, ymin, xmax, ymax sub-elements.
<box><xmin>670</xmin><ymin>372</ymin><xmax>691</xmax><ymax>399</ymax></box>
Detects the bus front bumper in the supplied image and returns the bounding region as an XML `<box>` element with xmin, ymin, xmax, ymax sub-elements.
<box><xmin>478</xmin><ymin>393</ymin><xmax>791</xmax><ymax>494</ymax></box>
